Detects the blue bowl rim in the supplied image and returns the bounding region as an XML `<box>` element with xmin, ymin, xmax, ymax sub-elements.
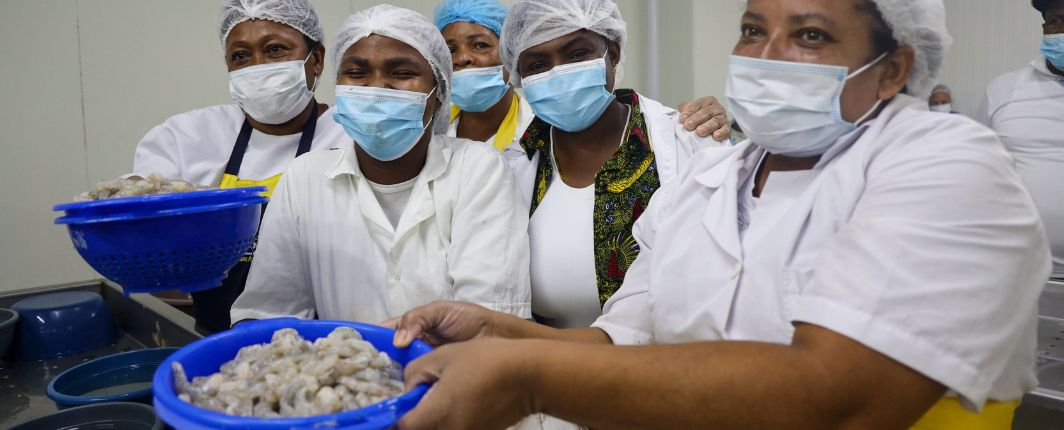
<box><xmin>47</xmin><ymin>347</ymin><xmax>180</xmax><ymax>407</ymax></box>
<box><xmin>153</xmin><ymin>319</ymin><xmax>433</xmax><ymax>429</ymax></box>
<box><xmin>54</xmin><ymin>187</ymin><xmax>268</xmax><ymax>212</ymax></box>
<box><xmin>0</xmin><ymin>308</ymin><xmax>17</xmax><ymax>329</ymax></box>
<box><xmin>55</xmin><ymin>196</ymin><xmax>267</xmax><ymax>225</ymax></box>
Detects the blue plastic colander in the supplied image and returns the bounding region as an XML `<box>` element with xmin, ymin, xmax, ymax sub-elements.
<box><xmin>53</xmin><ymin>187</ymin><xmax>268</xmax><ymax>294</ymax></box>
<box><xmin>153</xmin><ymin>318</ymin><xmax>433</xmax><ymax>430</ymax></box>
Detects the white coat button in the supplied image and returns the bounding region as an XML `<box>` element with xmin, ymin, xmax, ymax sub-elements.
<box><xmin>730</xmin><ymin>264</ymin><xmax>742</xmax><ymax>280</ymax></box>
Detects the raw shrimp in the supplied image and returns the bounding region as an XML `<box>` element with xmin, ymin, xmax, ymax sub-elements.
<box><xmin>172</xmin><ymin>327</ymin><xmax>405</xmax><ymax>418</ymax></box>
<box><xmin>75</xmin><ymin>173</ymin><xmax>207</xmax><ymax>201</ymax></box>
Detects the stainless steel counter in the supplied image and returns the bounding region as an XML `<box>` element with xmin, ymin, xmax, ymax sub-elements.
<box><xmin>1015</xmin><ymin>280</ymin><xmax>1064</xmax><ymax>429</ymax></box>
<box><xmin>0</xmin><ymin>280</ymin><xmax>201</xmax><ymax>427</ymax></box>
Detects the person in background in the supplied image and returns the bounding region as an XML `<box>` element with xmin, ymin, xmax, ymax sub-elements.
<box><xmin>928</xmin><ymin>83</ymin><xmax>959</xmax><ymax>113</ymax></box>
<box><xmin>129</xmin><ymin>0</ymin><xmax>347</xmax><ymax>334</ymax></box>
<box><xmin>230</xmin><ymin>4</ymin><xmax>531</xmax><ymax>325</ymax></box>
<box><xmin>432</xmin><ymin>0</ymin><xmax>732</xmax><ymax>205</ymax></box>
<box><xmin>977</xmin><ymin>0</ymin><xmax>1064</xmax><ymax>280</ymax></box>
<box><xmin>388</xmin><ymin>0</ymin><xmax>1050</xmax><ymax>429</ymax></box>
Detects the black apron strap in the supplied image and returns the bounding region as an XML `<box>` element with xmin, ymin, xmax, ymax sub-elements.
<box><xmin>223</xmin><ymin>101</ymin><xmax>319</xmax><ymax>177</ymax></box>
<box><xmin>192</xmin><ymin>101</ymin><xmax>320</xmax><ymax>335</ymax></box>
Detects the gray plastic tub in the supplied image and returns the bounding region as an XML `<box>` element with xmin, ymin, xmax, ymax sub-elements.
<box><xmin>0</xmin><ymin>307</ymin><xmax>17</xmax><ymax>357</ymax></box>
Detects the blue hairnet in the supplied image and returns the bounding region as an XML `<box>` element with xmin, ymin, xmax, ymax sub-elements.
<box><xmin>433</xmin><ymin>0</ymin><xmax>508</xmax><ymax>36</ymax></box>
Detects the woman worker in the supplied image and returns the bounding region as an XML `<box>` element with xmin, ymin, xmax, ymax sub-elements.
<box><xmin>389</xmin><ymin>0</ymin><xmax>1051</xmax><ymax>429</ymax></box>
<box><xmin>230</xmin><ymin>5</ymin><xmax>530</xmax><ymax>325</ymax></box>
<box><xmin>433</xmin><ymin>0</ymin><xmax>733</xmax><ymax>205</ymax></box>
<box><xmin>129</xmin><ymin>0</ymin><xmax>346</xmax><ymax>333</ymax></box>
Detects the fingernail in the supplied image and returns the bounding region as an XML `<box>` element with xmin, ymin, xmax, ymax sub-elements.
<box><xmin>394</xmin><ymin>330</ymin><xmax>410</xmax><ymax>347</ymax></box>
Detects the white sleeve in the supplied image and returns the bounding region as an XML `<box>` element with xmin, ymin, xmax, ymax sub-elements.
<box><xmin>789</xmin><ymin>122</ymin><xmax>1050</xmax><ymax>409</ymax></box>
<box><xmin>230</xmin><ymin>168</ymin><xmax>315</xmax><ymax>323</ymax></box>
<box><xmin>591</xmin><ymin>183</ymin><xmax>671</xmax><ymax>345</ymax></box>
<box><xmin>132</xmin><ymin>122</ymin><xmax>183</xmax><ymax>181</ymax></box>
<box><xmin>447</xmin><ymin>146</ymin><xmax>532</xmax><ymax>318</ymax></box>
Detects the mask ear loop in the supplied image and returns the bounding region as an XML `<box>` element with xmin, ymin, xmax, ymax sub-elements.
<box><xmin>304</xmin><ymin>43</ymin><xmax>321</xmax><ymax>92</ymax></box>
<box><xmin>846</xmin><ymin>51</ymin><xmax>890</xmax><ymax>126</ymax></box>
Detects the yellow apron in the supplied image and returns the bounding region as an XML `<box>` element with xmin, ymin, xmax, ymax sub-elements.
<box><xmin>910</xmin><ymin>398</ymin><xmax>1019</xmax><ymax>430</ymax></box>
<box><xmin>190</xmin><ymin>102</ymin><xmax>319</xmax><ymax>334</ymax></box>
<box><xmin>450</xmin><ymin>93</ymin><xmax>522</xmax><ymax>152</ymax></box>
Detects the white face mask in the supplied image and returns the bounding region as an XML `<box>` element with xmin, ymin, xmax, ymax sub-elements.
<box><xmin>929</xmin><ymin>103</ymin><xmax>952</xmax><ymax>113</ymax></box>
<box><xmin>725</xmin><ymin>53</ymin><xmax>887</xmax><ymax>158</ymax></box>
<box><xmin>228</xmin><ymin>51</ymin><xmax>318</xmax><ymax>125</ymax></box>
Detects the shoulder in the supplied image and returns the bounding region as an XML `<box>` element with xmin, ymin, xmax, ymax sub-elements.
<box><xmin>155</xmin><ymin>104</ymin><xmax>244</xmax><ymax>130</ymax></box>
<box><xmin>872</xmin><ymin>97</ymin><xmax>1004</xmax><ymax>160</ymax></box>
<box><xmin>440</xmin><ymin>135</ymin><xmax>506</xmax><ymax>165</ymax></box>
<box><xmin>985</xmin><ymin>64</ymin><xmax>1040</xmax><ymax>101</ymax></box>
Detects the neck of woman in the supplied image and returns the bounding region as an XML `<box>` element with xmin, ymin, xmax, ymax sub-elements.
<box><xmin>355</xmin><ymin>133</ymin><xmax>432</xmax><ymax>186</ymax></box>
<box><xmin>247</xmin><ymin>100</ymin><xmax>323</xmax><ymax>136</ymax></box>
<box><xmin>456</xmin><ymin>88</ymin><xmax>516</xmax><ymax>142</ymax></box>
<box><xmin>554</xmin><ymin>99</ymin><xmax>628</xmax><ymax>152</ymax></box>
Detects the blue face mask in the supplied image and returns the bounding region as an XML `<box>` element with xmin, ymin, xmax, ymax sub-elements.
<box><xmin>521</xmin><ymin>54</ymin><xmax>616</xmax><ymax>132</ymax></box>
<box><xmin>333</xmin><ymin>85</ymin><xmax>435</xmax><ymax>162</ymax></box>
<box><xmin>451</xmin><ymin>66</ymin><xmax>509</xmax><ymax>113</ymax></box>
<box><xmin>1042</xmin><ymin>34</ymin><xmax>1064</xmax><ymax>69</ymax></box>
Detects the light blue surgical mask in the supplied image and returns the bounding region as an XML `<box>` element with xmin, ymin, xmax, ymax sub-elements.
<box><xmin>725</xmin><ymin>53</ymin><xmax>886</xmax><ymax>158</ymax></box>
<box><xmin>451</xmin><ymin>66</ymin><xmax>509</xmax><ymax>112</ymax></box>
<box><xmin>1042</xmin><ymin>34</ymin><xmax>1064</xmax><ymax>69</ymax></box>
<box><xmin>521</xmin><ymin>53</ymin><xmax>616</xmax><ymax>132</ymax></box>
<box><xmin>333</xmin><ymin>85</ymin><xmax>435</xmax><ymax>162</ymax></box>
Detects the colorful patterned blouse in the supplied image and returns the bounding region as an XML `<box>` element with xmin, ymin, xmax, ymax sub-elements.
<box><xmin>521</xmin><ymin>89</ymin><xmax>661</xmax><ymax>305</ymax></box>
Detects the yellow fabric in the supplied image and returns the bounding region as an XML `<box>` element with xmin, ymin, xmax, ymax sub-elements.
<box><xmin>909</xmin><ymin>398</ymin><xmax>1019</xmax><ymax>430</ymax></box>
<box><xmin>450</xmin><ymin>93</ymin><xmax>522</xmax><ymax>153</ymax></box>
<box><xmin>219</xmin><ymin>173</ymin><xmax>282</xmax><ymax>198</ymax></box>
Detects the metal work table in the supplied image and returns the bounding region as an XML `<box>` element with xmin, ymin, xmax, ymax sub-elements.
<box><xmin>1015</xmin><ymin>280</ymin><xmax>1064</xmax><ymax>428</ymax></box>
<box><xmin>0</xmin><ymin>280</ymin><xmax>201</xmax><ymax>427</ymax></box>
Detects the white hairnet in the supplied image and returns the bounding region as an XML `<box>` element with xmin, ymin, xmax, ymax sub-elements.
<box><xmin>931</xmin><ymin>83</ymin><xmax>951</xmax><ymax>95</ymax></box>
<box><xmin>332</xmin><ymin>5</ymin><xmax>453</xmax><ymax>134</ymax></box>
<box><xmin>738</xmin><ymin>0</ymin><xmax>952</xmax><ymax>97</ymax></box>
<box><xmin>218</xmin><ymin>0</ymin><xmax>324</xmax><ymax>45</ymax></box>
<box><xmin>500</xmin><ymin>0</ymin><xmax>627</xmax><ymax>87</ymax></box>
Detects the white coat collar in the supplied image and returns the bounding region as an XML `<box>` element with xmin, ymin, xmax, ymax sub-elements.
<box><xmin>323</xmin><ymin>135</ymin><xmax>453</xmax><ymax>184</ymax></box>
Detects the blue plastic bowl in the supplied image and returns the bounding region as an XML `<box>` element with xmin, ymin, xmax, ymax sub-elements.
<box><xmin>48</xmin><ymin>347</ymin><xmax>179</xmax><ymax>409</ymax></box>
<box><xmin>153</xmin><ymin>318</ymin><xmax>433</xmax><ymax>430</ymax></box>
<box><xmin>11</xmin><ymin>291</ymin><xmax>119</xmax><ymax>360</ymax></box>
<box><xmin>53</xmin><ymin>187</ymin><xmax>268</xmax><ymax>294</ymax></box>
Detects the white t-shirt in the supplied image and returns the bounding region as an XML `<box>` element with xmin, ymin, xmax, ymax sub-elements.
<box><xmin>594</xmin><ymin>95</ymin><xmax>1050</xmax><ymax>410</ymax></box>
<box><xmin>231</xmin><ymin>136</ymin><xmax>532</xmax><ymax>323</ymax></box>
<box><xmin>367</xmin><ymin>177</ymin><xmax>416</xmax><ymax>230</ymax></box>
<box><xmin>528</xmin><ymin>152</ymin><xmax>601</xmax><ymax>329</ymax></box>
<box><xmin>978</xmin><ymin>59</ymin><xmax>1064</xmax><ymax>279</ymax></box>
<box><xmin>132</xmin><ymin>104</ymin><xmax>347</xmax><ymax>185</ymax></box>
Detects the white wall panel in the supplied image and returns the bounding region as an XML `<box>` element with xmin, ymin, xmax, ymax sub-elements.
<box><xmin>0</xmin><ymin>0</ymin><xmax>95</xmax><ymax>291</ymax></box>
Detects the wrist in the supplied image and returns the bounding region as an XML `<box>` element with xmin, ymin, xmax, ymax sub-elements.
<box><xmin>509</xmin><ymin>339</ymin><xmax>548</xmax><ymax>416</ymax></box>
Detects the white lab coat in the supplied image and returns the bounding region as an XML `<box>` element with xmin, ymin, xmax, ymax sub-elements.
<box><xmin>448</xmin><ymin>96</ymin><xmax>538</xmax><ymax>205</ymax></box>
<box><xmin>230</xmin><ymin>135</ymin><xmax>532</xmax><ymax>323</ymax></box>
<box><xmin>131</xmin><ymin>104</ymin><xmax>348</xmax><ymax>186</ymax></box>
<box><xmin>593</xmin><ymin>95</ymin><xmax>1050</xmax><ymax>411</ymax></box>
<box><xmin>977</xmin><ymin>59</ymin><xmax>1064</xmax><ymax>279</ymax></box>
